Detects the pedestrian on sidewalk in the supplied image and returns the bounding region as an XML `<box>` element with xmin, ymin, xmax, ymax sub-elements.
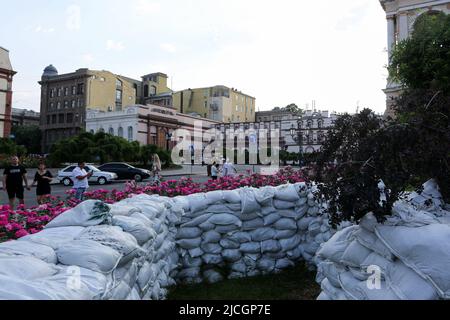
<box><xmin>211</xmin><ymin>162</ymin><xmax>219</xmax><ymax>181</ymax></box>
<box><xmin>2</xmin><ymin>155</ymin><xmax>30</xmax><ymax>210</ymax></box>
<box><xmin>32</xmin><ymin>162</ymin><xmax>53</xmax><ymax>204</ymax></box>
<box><xmin>222</xmin><ymin>158</ymin><xmax>237</xmax><ymax>177</ymax></box>
<box><xmin>151</xmin><ymin>154</ymin><xmax>162</xmax><ymax>185</ymax></box>
<box><xmin>72</xmin><ymin>161</ymin><xmax>93</xmax><ymax>201</ymax></box>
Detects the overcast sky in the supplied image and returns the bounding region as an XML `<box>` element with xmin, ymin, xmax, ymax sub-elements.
<box><xmin>1</xmin><ymin>0</ymin><xmax>388</xmax><ymax>114</ymax></box>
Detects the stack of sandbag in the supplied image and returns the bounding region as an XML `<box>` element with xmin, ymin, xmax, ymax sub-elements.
<box><xmin>173</xmin><ymin>183</ymin><xmax>337</xmax><ymax>284</ymax></box>
<box><xmin>315</xmin><ymin>180</ymin><xmax>450</xmax><ymax>300</ymax></box>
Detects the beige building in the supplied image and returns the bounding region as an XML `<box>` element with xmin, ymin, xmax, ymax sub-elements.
<box><xmin>172</xmin><ymin>86</ymin><xmax>256</xmax><ymax>123</ymax></box>
<box><xmin>0</xmin><ymin>47</ymin><xmax>16</xmax><ymax>138</ymax></box>
<box><xmin>380</xmin><ymin>0</ymin><xmax>450</xmax><ymax>117</ymax></box>
<box><xmin>39</xmin><ymin>66</ymin><xmax>142</xmax><ymax>152</ymax></box>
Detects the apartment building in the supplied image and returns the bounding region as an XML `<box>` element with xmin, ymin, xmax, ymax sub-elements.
<box><xmin>0</xmin><ymin>47</ymin><xmax>16</xmax><ymax>138</ymax></box>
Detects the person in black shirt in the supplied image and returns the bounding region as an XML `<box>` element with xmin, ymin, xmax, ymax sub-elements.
<box><xmin>2</xmin><ymin>156</ymin><xmax>30</xmax><ymax>209</ymax></box>
<box><xmin>32</xmin><ymin>162</ymin><xmax>53</xmax><ymax>204</ymax></box>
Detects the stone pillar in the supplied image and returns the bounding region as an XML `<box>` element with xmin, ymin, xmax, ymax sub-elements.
<box><xmin>387</xmin><ymin>16</ymin><xmax>396</xmax><ymax>59</ymax></box>
<box><xmin>398</xmin><ymin>12</ymin><xmax>409</xmax><ymax>41</ymax></box>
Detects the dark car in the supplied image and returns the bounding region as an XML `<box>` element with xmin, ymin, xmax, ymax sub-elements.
<box><xmin>97</xmin><ymin>163</ymin><xmax>151</xmax><ymax>182</ymax></box>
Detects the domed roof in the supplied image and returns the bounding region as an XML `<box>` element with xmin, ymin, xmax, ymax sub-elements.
<box><xmin>43</xmin><ymin>64</ymin><xmax>58</xmax><ymax>77</ymax></box>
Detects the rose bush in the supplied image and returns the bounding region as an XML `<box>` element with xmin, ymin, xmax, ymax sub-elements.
<box><xmin>0</xmin><ymin>167</ymin><xmax>305</xmax><ymax>241</ymax></box>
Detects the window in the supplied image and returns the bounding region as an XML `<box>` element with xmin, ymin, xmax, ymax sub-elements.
<box><xmin>72</xmin><ymin>86</ymin><xmax>76</xmax><ymax>95</ymax></box>
<box><xmin>118</xmin><ymin>127</ymin><xmax>123</xmax><ymax>137</ymax></box>
<box><xmin>50</xmin><ymin>88</ymin><xmax>55</xmax><ymax>98</ymax></box>
<box><xmin>150</xmin><ymin>85</ymin><xmax>157</xmax><ymax>96</ymax></box>
<box><xmin>116</xmin><ymin>79</ymin><xmax>122</xmax><ymax>88</ymax></box>
<box><xmin>71</xmin><ymin>100</ymin><xmax>76</xmax><ymax>108</ymax></box>
<box><xmin>77</xmin><ymin>83</ymin><xmax>84</xmax><ymax>95</ymax></box>
<box><xmin>59</xmin><ymin>114</ymin><xmax>65</xmax><ymax>123</ymax></box>
<box><xmin>67</xmin><ymin>113</ymin><xmax>74</xmax><ymax>123</ymax></box>
<box><xmin>57</xmin><ymin>88</ymin><xmax>62</xmax><ymax>97</ymax></box>
<box><xmin>64</xmin><ymin>101</ymin><xmax>69</xmax><ymax>108</ymax></box>
<box><xmin>46</xmin><ymin>115</ymin><xmax>50</xmax><ymax>124</ymax></box>
<box><xmin>49</xmin><ymin>102</ymin><xmax>54</xmax><ymax>110</ymax></box>
<box><xmin>144</xmin><ymin>85</ymin><xmax>149</xmax><ymax>97</ymax></box>
<box><xmin>116</xmin><ymin>89</ymin><xmax>122</xmax><ymax>101</ymax></box>
<box><xmin>52</xmin><ymin>115</ymin><xmax>57</xmax><ymax>124</ymax></box>
<box><xmin>204</xmin><ymin>101</ymin><xmax>208</xmax><ymax>108</ymax></box>
<box><xmin>64</xmin><ymin>166</ymin><xmax>76</xmax><ymax>173</ymax></box>
<box><xmin>77</xmin><ymin>99</ymin><xmax>83</xmax><ymax>107</ymax></box>
<box><xmin>127</xmin><ymin>126</ymin><xmax>133</xmax><ymax>141</ymax></box>
<box><xmin>57</xmin><ymin>102</ymin><xmax>61</xmax><ymax>109</ymax></box>
<box><xmin>64</xmin><ymin>87</ymin><xmax>69</xmax><ymax>96</ymax></box>
<box><xmin>109</xmin><ymin>127</ymin><xmax>114</xmax><ymax>135</ymax></box>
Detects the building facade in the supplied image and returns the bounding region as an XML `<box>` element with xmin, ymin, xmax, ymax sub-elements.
<box><xmin>0</xmin><ymin>47</ymin><xmax>16</xmax><ymax>138</ymax></box>
<box><xmin>39</xmin><ymin>66</ymin><xmax>142</xmax><ymax>152</ymax></box>
<box><xmin>213</xmin><ymin>109</ymin><xmax>340</xmax><ymax>156</ymax></box>
<box><xmin>380</xmin><ymin>0</ymin><xmax>450</xmax><ymax>117</ymax></box>
<box><xmin>11</xmin><ymin>108</ymin><xmax>40</xmax><ymax>127</ymax></box>
<box><xmin>172</xmin><ymin>86</ymin><xmax>256</xmax><ymax>123</ymax></box>
<box><xmin>86</xmin><ymin>104</ymin><xmax>220</xmax><ymax>151</ymax></box>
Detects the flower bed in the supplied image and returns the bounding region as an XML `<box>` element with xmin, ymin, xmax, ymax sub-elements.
<box><xmin>0</xmin><ymin>167</ymin><xmax>305</xmax><ymax>242</ymax></box>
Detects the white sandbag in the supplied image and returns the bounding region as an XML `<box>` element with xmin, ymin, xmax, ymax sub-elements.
<box><xmin>231</xmin><ymin>261</ymin><xmax>247</xmax><ymax>273</ymax></box>
<box><xmin>202</xmin><ymin>230</ymin><xmax>222</xmax><ymax>243</ymax></box>
<box><xmin>257</xmin><ymin>258</ymin><xmax>276</xmax><ymax>272</ymax></box>
<box><xmin>229</xmin><ymin>232</ymin><xmax>252</xmax><ymax>244</ymax></box>
<box><xmin>0</xmin><ymin>255</ymin><xmax>58</xmax><ymax>280</ymax></box>
<box><xmin>360</xmin><ymin>252</ymin><xmax>392</xmax><ymax>273</ymax></box>
<box><xmin>56</xmin><ymin>239</ymin><xmax>121</xmax><ymax>274</ymax></box>
<box><xmin>275</xmin><ymin>184</ymin><xmax>300</xmax><ymax>202</ymax></box>
<box><xmin>108</xmin><ymin>204</ymin><xmax>141</xmax><ymax>217</ymax></box>
<box><xmin>277</xmin><ymin>210</ymin><xmax>298</xmax><ymax>219</ymax></box>
<box><xmin>45</xmin><ymin>200</ymin><xmax>111</xmax><ymax>228</ymax></box>
<box><xmin>240</xmin><ymin>188</ymin><xmax>261</xmax><ymax>214</ymax></box>
<box><xmin>261</xmin><ymin>240</ymin><xmax>281</xmax><ymax>253</ymax></box>
<box><xmin>19</xmin><ymin>226</ymin><xmax>85</xmax><ymax>250</ymax></box>
<box><xmin>176</xmin><ymin>227</ymin><xmax>202</xmax><ymax>239</ymax></box>
<box><xmin>137</xmin><ymin>262</ymin><xmax>158</xmax><ymax>292</ymax></box>
<box><xmin>219</xmin><ymin>239</ymin><xmax>240</xmax><ymax>250</ymax></box>
<box><xmin>386</xmin><ymin>261</ymin><xmax>439</xmax><ymax>300</ymax></box>
<box><xmin>222</xmin><ymin>190</ymin><xmax>241</xmax><ymax>204</ymax></box>
<box><xmin>201</xmin><ymin>243</ymin><xmax>222</xmax><ymax>255</ymax></box>
<box><xmin>250</xmin><ymin>228</ymin><xmax>276</xmax><ymax>242</ymax></box>
<box><xmin>255</xmin><ymin>186</ymin><xmax>276</xmax><ymax>206</ymax></box>
<box><xmin>279</xmin><ymin>235</ymin><xmax>302</xmax><ymax>251</ymax></box>
<box><xmin>316</xmin><ymin>226</ymin><xmax>358</xmax><ymax>263</ymax></box>
<box><xmin>273</xmin><ymin>229</ymin><xmax>297</xmax><ymax>240</ymax></box>
<box><xmin>112</xmin><ymin>216</ymin><xmax>154</xmax><ymax>245</ymax></box>
<box><xmin>222</xmin><ymin>249</ymin><xmax>242</xmax><ymax>262</ymax></box>
<box><xmin>181</xmin><ymin>213</ymin><xmax>213</xmax><ymax>228</ymax></box>
<box><xmin>274</xmin><ymin>218</ymin><xmax>297</xmax><ymax>230</ymax></box>
<box><xmin>263</xmin><ymin>213</ymin><xmax>282</xmax><ymax>226</ymax></box>
<box><xmin>307</xmin><ymin>206</ymin><xmax>320</xmax><ymax>216</ymax></box>
<box><xmin>240</xmin><ymin>242</ymin><xmax>261</xmax><ymax>254</ymax></box>
<box><xmin>286</xmin><ymin>246</ymin><xmax>304</xmax><ymax>261</ymax></box>
<box><xmin>76</xmin><ymin>225</ymin><xmax>141</xmax><ymax>265</ymax></box>
<box><xmin>275</xmin><ymin>258</ymin><xmax>295</xmax><ymax>269</ymax></box>
<box><xmin>297</xmin><ymin>217</ymin><xmax>315</xmax><ymax>231</ymax></box>
<box><xmin>0</xmin><ymin>240</ymin><xmax>57</xmax><ymax>264</ymax></box>
<box><xmin>202</xmin><ymin>254</ymin><xmax>223</xmax><ymax>265</ymax></box>
<box><xmin>208</xmin><ymin>214</ymin><xmax>242</xmax><ymax>227</ymax></box>
<box><xmin>317</xmin><ymin>261</ymin><xmax>342</xmax><ymax>288</ymax></box>
<box><xmin>376</xmin><ymin>223</ymin><xmax>450</xmax><ymax>298</ymax></box>
<box><xmin>181</xmin><ymin>255</ymin><xmax>203</xmax><ymax>267</ymax></box>
<box><xmin>188</xmin><ymin>194</ymin><xmax>208</xmax><ymax>213</ymax></box>
<box><xmin>338</xmin><ymin>271</ymin><xmax>400</xmax><ymax>300</ymax></box>
<box><xmin>188</xmin><ymin>248</ymin><xmax>204</xmax><ymax>258</ymax></box>
<box><xmin>239</xmin><ymin>212</ymin><xmax>261</xmax><ymax>222</ymax></box>
<box><xmin>215</xmin><ymin>225</ymin><xmax>240</xmax><ymax>234</ymax></box>
<box><xmin>273</xmin><ymin>200</ymin><xmax>295</xmax><ymax>210</ymax></box>
<box><xmin>127</xmin><ymin>286</ymin><xmax>141</xmax><ymax>300</ymax></box>
<box><xmin>303</xmin><ymin>242</ymin><xmax>320</xmax><ymax>255</ymax></box>
<box><xmin>317</xmin><ymin>291</ymin><xmax>332</xmax><ymax>300</ymax></box>
<box><xmin>196</xmin><ymin>221</ymin><xmax>213</xmax><ymax>233</ymax></box>
<box><xmin>205</xmin><ymin>190</ymin><xmax>224</xmax><ymax>204</ymax></box>
<box><xmin>242</xmin><ymin>218</ymin><xmax>265</xmax><ymax>231</ymax></box>
<box><xmin>355</xmin><ymin>228</ymin><xmax>394</xmax><ymax>260</ymax></box>
<box><xmin>204</xmin><ymin>269</ymin><xmax>223</xmax><ymax>284</ymax></box>
<box><xmin>340</xmin><ymin>240</ymin><xmax>373</xmax><ymax>268</ymax></box>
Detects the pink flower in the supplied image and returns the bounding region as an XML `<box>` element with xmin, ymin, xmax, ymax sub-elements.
<box><xmin>14</xmin><ymin>229</ymin><xmax>29</xmax><ymax>239</ymax></box>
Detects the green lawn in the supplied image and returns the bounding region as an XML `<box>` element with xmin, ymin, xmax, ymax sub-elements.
<box><xmin>168</xmin><ymin>263</ymin><xmax>320</xmax><ymax>300</ymax></box>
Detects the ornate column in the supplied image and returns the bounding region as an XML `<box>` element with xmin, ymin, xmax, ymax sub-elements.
<box><xmin>398</xmin><ymin>12</ymin><xmax>409</xmax><ymax>41</ymax></box>
<box><xmin>387</xmin><ymin>16</ymin><xmax>396</xmax><ymax>59</ymax></box>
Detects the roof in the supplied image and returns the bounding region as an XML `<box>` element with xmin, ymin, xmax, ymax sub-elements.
<box><xmin>0</xmin><ymin>47</ymin><xmax>14</xmax><ymax>71</ymax></box>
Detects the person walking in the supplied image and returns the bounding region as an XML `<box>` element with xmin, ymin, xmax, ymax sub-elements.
<box><xmin>151</xmin><ymin>154</ymin><xmax>162</xmax><ymax>185</ymax></box>
<box><xmin>222</xmin><ymin>159</ymin><xmax>237</xmax><ymax>177</ymax></box>
<box><xmin>72</xmin><ymin>162</ymin><xmax>92</xmax><ymax>201</ymax></box>
<box><xmin>32</xmin><ymin>162</ymin><xmax>53</xmax><ymax>204</ymax></box>
<box><xmin>211</xmin><ymin>162</ymin><xmax>219</xmax><ymax>181</ymax></box>
<box><xmin>2</xmin><ymin>155</ymin><xmax>30</xmax><ymax>210</ymax></box>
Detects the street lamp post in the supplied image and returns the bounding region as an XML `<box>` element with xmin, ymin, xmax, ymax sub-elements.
<box><xmin>290</xmin><ymin>117</ymin><xmax>303</xmax><ymax>168</ymax></box>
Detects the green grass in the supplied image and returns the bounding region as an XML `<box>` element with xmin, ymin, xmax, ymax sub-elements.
<box><xmin>168</xmin><ymin>263</ymin><xmax>320</xmax><ymax>300</ymax></box>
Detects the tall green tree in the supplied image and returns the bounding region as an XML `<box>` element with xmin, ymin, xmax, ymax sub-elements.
<box><xmin>11</xmin><ymin>125</ymin><xmax>42</xmax><ymax>154</ymax></box>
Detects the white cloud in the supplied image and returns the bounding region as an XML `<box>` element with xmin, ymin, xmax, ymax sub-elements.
<box><xmin>134</xmin><ymin>0</ymin><xmax>161</xmax><ymax>15</ymax></box>
<box><xmin>160</xmin><ymin>43</ymin><xmax>177</xmax><ymax>53</ymax></box>
<box><xmin>106</xmin><ymin>40</ymin><xmax>125</xmax><ymax>51</ymax></box>
<box><xmin>66</xmin><ymin>5</ymin><xmax>81</xmax><ymax>31</ymax></box>
<box><xmin>34</xmin><ymin>25</ymin><xmax>55</xmax><ymax>33</ymax></box>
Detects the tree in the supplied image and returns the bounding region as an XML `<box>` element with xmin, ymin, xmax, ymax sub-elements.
<box><xmin>11</xmin><ymin>125</ymin><xmax>42</xmax><ymax>154</ymax></box>
<box><xmin>0</xmin><ymin>138</ymin><xmax>27</xmax><ymax>157</ymax></box>
<box><xmin>283</xmin><ymin>104</ymin><xmax>302</xmax><ymax>116</ymax></box>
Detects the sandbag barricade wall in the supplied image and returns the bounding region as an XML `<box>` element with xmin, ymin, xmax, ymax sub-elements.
<box><xmin>0</xmin><ymin>182</ymin><xmax>339</xmax><ymax>300</ymax></box>
<box><xmin>315</xmin><ymin>180</ymin><xmax>450</xmax><ymax>300</ymax></box>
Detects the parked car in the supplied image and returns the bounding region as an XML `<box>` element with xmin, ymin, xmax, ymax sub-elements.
<box><xmin>57</xmin><ymin>164</ymin><xmax>118</xmax><ymax>186</ymax></box>
<box><xmin>97</xmin><ymin>163</ymin><xmax>151</xmax><ymax>182</ymax></box>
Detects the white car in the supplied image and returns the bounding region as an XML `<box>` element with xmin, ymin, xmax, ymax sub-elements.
<box><xmin>57</xmin><ymin>165</ymin><xmax>118</xmax><ymax>186</ymax></box>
